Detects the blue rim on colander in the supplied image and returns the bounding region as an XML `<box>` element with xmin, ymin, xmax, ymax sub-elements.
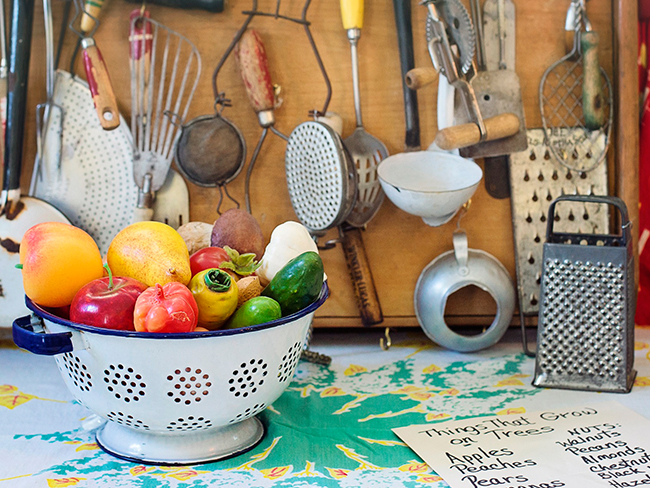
<box><xmin>21</xmin><ymin>281</ymin><xmax>329</xmax><ymax>341</ymax></box>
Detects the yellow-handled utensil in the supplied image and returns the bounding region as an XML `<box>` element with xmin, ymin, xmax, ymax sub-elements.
<box><xmin>340</xmin><ymin>0</ymin><xmax>363</xmax><ymax>30</ymax></box>
<box><xmin>339</xmin><ymin>0</ymin><xmax>386</xmax><ymax>327</ymax></box>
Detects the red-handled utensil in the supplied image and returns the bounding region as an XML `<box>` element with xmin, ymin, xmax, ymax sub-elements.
<box><xmin>70</xmin><ymin>0</ymin><xmax>120</xmax><ymax>130</ymax></box>
<box><xmin>234</xmin><ymin>28</ymin><xmax>286</xmax><ymax>214</ymax></box>
<box><xmin>81</xmin><ymin>38</ymin><xmax>120</xmax><ymax>130</ymax></box>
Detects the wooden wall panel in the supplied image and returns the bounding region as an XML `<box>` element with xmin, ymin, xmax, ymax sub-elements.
<box><xmin>13</xmin><ymin>0</ymin><xmax>633</xmax><ymax>328</ymax></box>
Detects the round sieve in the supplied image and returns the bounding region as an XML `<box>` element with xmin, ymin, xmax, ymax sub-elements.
<box><xmin>285</xmin><ymin>121</ymin><xmax>357</xmax><ymax>234</ymax></box>
<box><xmin>175</xmin><ymin>113</ymin><xmax>245</xmax><ymax>188</ymax></box>
<box><xmin>175</xmin><ymin>57</ymin><xmax>247</xmax><ymax>214</ymax></box>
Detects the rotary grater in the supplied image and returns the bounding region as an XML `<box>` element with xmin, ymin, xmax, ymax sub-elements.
<box><xmin>533</xmin><ymin>195</ymin><xmax>636</xmax><ymax>393</ymax></box>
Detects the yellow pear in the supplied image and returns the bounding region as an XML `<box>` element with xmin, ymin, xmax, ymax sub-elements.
<box><xmin>107</xmin><ymin>222</ymin><xmax>192</xmax><ymax>287</ymax></box>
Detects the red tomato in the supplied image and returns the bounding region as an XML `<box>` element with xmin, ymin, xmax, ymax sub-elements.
<box><xmin>189</xmin><ymin>247</ymin><xmax>230</xmax><ymax>277</ymax></box>
<box><xmin>133</xmin><ymin>282</ymin><xmax>199</xmax><ymax>333</ymax></box>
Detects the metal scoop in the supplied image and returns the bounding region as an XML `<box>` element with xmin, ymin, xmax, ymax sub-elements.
<box><xmin>340</xmin><ymin>0</ymin><xmax>388</xmax><ymax>228</ymax></box>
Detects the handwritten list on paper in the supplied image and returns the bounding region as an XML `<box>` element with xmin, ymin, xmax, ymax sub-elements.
<box><xmin>392</xmin><ymin>402</ymin><xmax>650</xmax><ymax>488</ymax></box>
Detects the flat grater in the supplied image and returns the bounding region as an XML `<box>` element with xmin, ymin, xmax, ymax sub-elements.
<box><xmin>509</xmin><ymin>128</ymin><xmax>609</xmax><ymax>316</ymax></box>
<box><xmin>533</xmin><ymin>195</ymin><xmax>636</xmax><ymax>393</ymax></box>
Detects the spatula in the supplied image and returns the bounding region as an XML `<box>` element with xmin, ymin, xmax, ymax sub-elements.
<box><xmin>340</xmin><ymin>0</ymin><xmax>388</xmax><ymax>228</ymax></box>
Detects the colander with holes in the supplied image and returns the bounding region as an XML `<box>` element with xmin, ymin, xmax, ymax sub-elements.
<box><xmin>12</xmin><ymin>283</ymin><xmax>329</xmax><ymax>465</ymax></box>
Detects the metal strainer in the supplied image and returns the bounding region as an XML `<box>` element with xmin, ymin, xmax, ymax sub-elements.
<box><xmin>174</xmin><ymin>14</ymin><xmax>254</xmax><ymax>214</ymax></box>
<box><xmin>175</xmin><ymin>110</ymin><xmax>246</xmax><ymax>210</ymax></box>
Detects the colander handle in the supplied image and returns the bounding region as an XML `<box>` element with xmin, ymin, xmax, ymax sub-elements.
<box><xmin>12</xmin><ymin>315</ymin><xmax>73</xmax><ymax>356</ymax></box>
<box><xmin>546</xmin><ymin>195</ymin><xmax>631</xmax><ymax>244</ymax></box>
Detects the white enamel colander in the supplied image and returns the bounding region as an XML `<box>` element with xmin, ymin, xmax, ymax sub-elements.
<box><xmin>13</xmin><ymin>283</ymin><xmax>329</xmax><ymax>465</ymax></box>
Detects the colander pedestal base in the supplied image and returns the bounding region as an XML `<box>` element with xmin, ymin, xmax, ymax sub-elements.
<box><xmin>96</xmin><ymin>416</ymin><xmax>264</xmax><ymax>465</ymax></box>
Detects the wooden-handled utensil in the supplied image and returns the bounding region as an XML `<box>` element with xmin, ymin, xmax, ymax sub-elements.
<box><xmin>80</xmin><ymin>0</ymin><xmax>105</xmax><ymax>33</ymax></box>
<box><xmin>434</xmin><ymin>112</ymin><xmax>520</xmax><ymax>151</ymax></box>
<box><xmin>81</xmin><ymin>38</ymin><xmax>119</xmax><ymax>130</ymax></box>
<box><xmin>581</xmin><ymin>30</ymin><xmax>605</xmax><ymax>130</ymax></box>
<box><xmin>235</xmin><ymin>28</ymin><xmax>286</xmax><ymax>214</ymax></box>
<box><xmin>71</xmin><ymin>0</ymin><xmax>119</xmax><ymax>130</ymax></box>
<box><xmin>340</xmin><ymin>0</ymin><xmax>385</xmax><ymax>326</ymax></box>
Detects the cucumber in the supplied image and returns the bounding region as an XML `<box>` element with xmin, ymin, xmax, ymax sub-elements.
<box><xmin>261</xmin><ymin>251</ymin><xmax>324</xmax><ymax>316</ymax></box>
<box><xmin>225</xmin><ymin>296</ymin><xmax>282</xmax><ymax>329</ymax></box>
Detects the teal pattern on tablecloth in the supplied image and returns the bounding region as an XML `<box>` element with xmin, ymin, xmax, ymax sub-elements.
<box><xmin>2</xmin><ymin>329</ymin><xmax>650</xmax><ymax>487</ymax></box>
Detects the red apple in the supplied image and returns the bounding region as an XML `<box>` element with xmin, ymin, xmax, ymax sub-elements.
<box><xmin>70</xmin><ymin>265</ymin><xmax>148</xmax><ymax>331</ymax></box>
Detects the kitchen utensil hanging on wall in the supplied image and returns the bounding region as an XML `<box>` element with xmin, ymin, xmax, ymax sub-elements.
<box><xmin>392</xmin><ymin>0</ymin><xmax>420</xmax><ymax>152</ymax></box>
<box><xmin>69</xmin><ymin>0</ymin><xmax>119</xmax><ymax>130</ymax></box>
<box><xmin>129</xmin><ymin>11</ymin><xmax>201</xmax><ymax>222</ymax></box>
<box><xmin>510</xmin><ymin>130</ymin><xmax>609</xmax><ymax>356</ymax></box>
<box><xmin>174</xmin><ymin>10</ymin><xmax>249</xmax><ymax>215</ymax></box>
<box><xmin>336</xmin><ymin>0</ymin><xmax>386</xmax><ymax>326</ymax></box>
<box><xmin>415</xmin><ymin>0</ymin><xmax>523</xmax><ymax>155</ymax></box>
<box><xmin>31</xmin><ymin>0</ymin><xmax>138</xmax><ymax>254</ymax></box>
<box><xmin>453</xmin><ymin>0</ymin><xmax>527</xmax><ymax>160</ymax></box>
<box><xmin>234</xmin><ymin>28</ymin><xmax>287</xmax><ymax>214</ymax></box>
<box><xmin>415</xmin><ymin>228</ymin><xmax>516</xmax><ymax>352</ymax></box>
<box><xmin>539</xmin><ymin>0</ymin><xmax>612</xmax><ymax>173</ymax></box>
<box><xmin>0</xmin><ymin>0</ymin><xmax>70</xmax><ymax>329</ymax></box>
<box><xmin>469</xmin><ymin>0</ymin><xmax>524</xmax><ymax>198</ymax></box>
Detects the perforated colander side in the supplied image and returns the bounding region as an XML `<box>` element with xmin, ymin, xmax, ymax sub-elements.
<box><xmin>166</xmin><ymin>367</ymin><xmax>213</xmax><ymax>405</ymax></box>
<box><xmin>106</xmin><ymin>411</ymin><xmax>150</xmax><ymax>430</ymax></box>
<box><xmin>228</xmin><ymin>358</ymin><xmax>268</xmax><ymax>399</ymax></box>
<box><xmin>229</xmin><ymin>403</ymin><xmax>266</xmax><ymax>424</ymax></box>
<box><xmin>278</xmin><ymin>341</ymin><xmax>302</xmax><ymax>383</ymax></box>
<box><xmin>285</xmin><ymin>121</ymin><xmax>356</xmax><ymax>232</ymax></box>
<box><xmin>61</xmin><ymin>352</ymin><xmax>93</xmax><ymax>392</ymax></box>
<box><xmin>103</xmin><ymin>363</ymin><xmax>146</xmax><ymax>403</ymax></box>
<box><xmin>167</xmin><ymin>415</ymin><xmax>213</xmax><ymax>432</ymax></box>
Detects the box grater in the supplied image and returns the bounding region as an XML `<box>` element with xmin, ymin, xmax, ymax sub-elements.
<box><xmin>533</xmin><ymin>195</ymin><xmax>636</xmax><ymax>393</ymax></box>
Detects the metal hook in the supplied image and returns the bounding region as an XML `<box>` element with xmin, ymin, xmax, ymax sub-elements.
<box><xmin>215</xmin><ymin>185</ymin><xmax>240</xmax><ymax>215</ymax></box>
<box><xmin>212</xmin><ymin>0</ymin><xmax>331</xmax><ymax>116</ymax></box>
<box><xmin>380</xmin><ymin>327</ymin><xmax>392</xmax><ymax>351</ymax></box>
<box><xmin>455</xmin><ymin>199</ymin><xmax>472</xmax><ymax>230</ymax></box>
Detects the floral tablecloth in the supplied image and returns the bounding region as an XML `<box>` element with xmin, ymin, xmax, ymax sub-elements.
<box><xmin>2</xmin><ymin>326</ymin><xmax>650</xmax><ymax>488</ymax></box>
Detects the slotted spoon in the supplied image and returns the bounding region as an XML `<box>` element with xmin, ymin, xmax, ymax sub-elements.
<box><xmin>340</xmin><ymin>0</ymin><xmax>387</xmax><ymax>228</ymax></box>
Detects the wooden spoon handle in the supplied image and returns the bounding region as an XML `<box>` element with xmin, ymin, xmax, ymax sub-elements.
<box><xmin>434</xmin><ymin>113</ymin><xmax>520</xmax><ymax>151</ymax></box>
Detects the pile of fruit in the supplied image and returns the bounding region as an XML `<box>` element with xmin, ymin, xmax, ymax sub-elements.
<box><xmin>18</xmin><ymin>209</ymin><xmax>325</xmax><ymax>333</ymax></box>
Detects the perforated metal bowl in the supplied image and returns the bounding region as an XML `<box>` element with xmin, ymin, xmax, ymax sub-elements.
<box><xmin>13</xmin><ymin>283</ymin><xmax>329</xmax><ymax>465</ymax></box>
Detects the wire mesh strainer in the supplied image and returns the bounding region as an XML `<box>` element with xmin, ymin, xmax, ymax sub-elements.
<box><xmin>13</xmin><ymin>283</ymin><xmax>329</xmax><ymax>465</ymax></box>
